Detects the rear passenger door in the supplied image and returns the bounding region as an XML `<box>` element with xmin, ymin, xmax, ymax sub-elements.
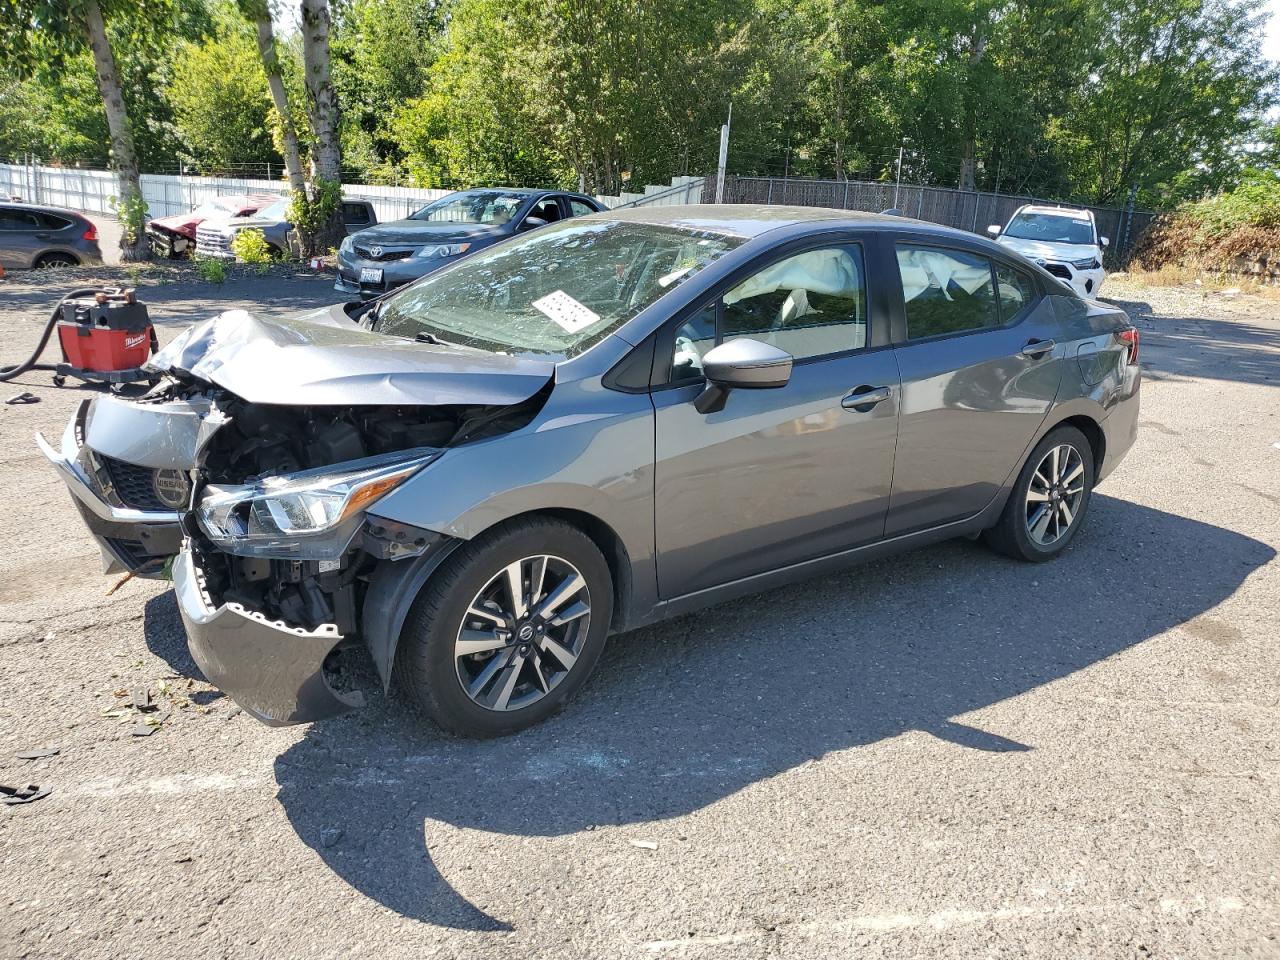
<box><xmin>885</xmin><ymin>240</ymin><xmax>1063</xmax><ymax>536</ymax></box>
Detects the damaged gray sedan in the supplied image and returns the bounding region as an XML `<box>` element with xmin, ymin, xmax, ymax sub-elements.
<box><xmin>38</xmin><ymin>206</ymin><xmax>1140</xmax><ymax>737</ymax></box>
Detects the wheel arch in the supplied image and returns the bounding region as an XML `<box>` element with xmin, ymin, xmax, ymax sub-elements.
<box><xmin>361</xmin><ymin>507</ymin><xmax>635</xmax><ymax>692</ymax></box>
<box><xmin>1043</xmin><ymin>410</ymin><xmax>1106</xmax><ymax>474</ymax></box>
<box><xmin>35</xmin><ymin>250</ymin><xmax>81</xmax><ymax>267</ymax></box>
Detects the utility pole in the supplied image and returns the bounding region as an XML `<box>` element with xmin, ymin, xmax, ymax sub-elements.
<box><xmin>714</xmin><ymin>102</ymin><xmax>732</xmax><ymax>204</ymax></box>
<box><xmin>893</xmin><ymin>141</ymin><xmax>905</xmax><ymax>208</ymax></box>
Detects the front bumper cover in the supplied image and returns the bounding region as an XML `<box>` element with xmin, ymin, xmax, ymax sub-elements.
<box><xmin>36</xmin><ymin>408</ymin><xmax>183</xmax><ymax>577</ymax></box>
<box><xmin>174</xmin><ymin>549</ymin><xmax>363</xmax><ymax>726</ymax></box>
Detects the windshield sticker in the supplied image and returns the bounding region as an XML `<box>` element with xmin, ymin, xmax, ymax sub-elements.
<box><xmin>659</xmin><ymin>266</ymin><xmax>693</xmax><ymax>287</ymax></box>
<box><xmin>532</xmin><ymin>290</ymin><xmax>600</xmax><ymax>333</ymax></box>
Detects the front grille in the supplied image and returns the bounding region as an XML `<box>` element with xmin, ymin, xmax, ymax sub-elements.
<box><xmin>354</xmin><ymin>244</ymin><xmax>415</xmax><ymax>262</ymax></box>
<box><xmin>100</xmin><ymin>455</ymin><xmax>168</xmax><ymax>511</ymax></box>
<box><xmin>196</xmin><ymin>227</ymin><xmax>231</xmax><ymax>257</ymax></box>
<box><xmin>1044</xmin><ymin>263</ymin><xmax>1072</xmax><ymax>280</ymax></box>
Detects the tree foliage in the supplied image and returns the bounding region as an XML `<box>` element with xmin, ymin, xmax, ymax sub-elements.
<box><xmin>2</xmin><ymin>0</ymin><xmax>1276</xmax><ymax>211</ymax></box>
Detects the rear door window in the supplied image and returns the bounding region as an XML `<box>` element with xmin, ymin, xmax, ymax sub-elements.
<box><xmin>342</xmin><ymin>202</ymin><xmax>372</xmax><ymax>226</ymax></box>
<box><xmin>569</xmin><ymin>198</ymin><xmax>598</xmax><ymax>217</ymax></box>
<box><xmin>895</xmin><ymin>244</ymin><xmax>999</xmax><ymax>339</ymax></box>
<box><xmin>0</xmin><ymin>208</ymin><xmax>40</xmax><ymax>230</ymax></box>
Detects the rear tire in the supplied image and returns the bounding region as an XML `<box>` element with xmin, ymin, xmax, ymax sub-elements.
<box><xmin>983</xmin><ymin>425</ymin><xmax>1095</xmax><ymax>562</ymax></box>
<box><xmin>396</xmin><ymin>517</ymin><xmax>613</xmax><ymax>737</ymax></box>
<box><xmin>35</xmin><ymin>253</ymin><xmax>78</xmax><ymax>268</ymax></box>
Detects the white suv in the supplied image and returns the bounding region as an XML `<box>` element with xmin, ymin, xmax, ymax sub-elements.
<box><xmin>988</xmin><ymin>205</ymin><xmax>1107</xmax><ymax>299</ymax></box>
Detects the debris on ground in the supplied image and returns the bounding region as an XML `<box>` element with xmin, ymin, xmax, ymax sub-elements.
<box><xmin>130</xmin><ymin>723</ymin><xmax>159</xmax><ymax>737</ymax></box>
<box><xmin>320</xmin><ymin>828</ymin><xmax>344</xmax><ymax>848</ymax></box>
<box><xmin>1</xmin><ymin>783</ymin><xmax>51</xmax><ymax>805</ymax></box>
<box><xmin>105</xmin><ymin>572</ymin><xmax>135</xmax><ymax>596</ymax></box>
<box><xmin>5</xmin><ymin>391</ymin><xmax>39</xmax><ymax>405</ymax></box>
<box><xmin>15</xmin><ymin>747</ymin><xmax>59</xmax><ymax>760</ymax></box>
<box><xmin>630</xmin><ymin>839</ymin><xmax>659</xmax><ymax>851</ymax></box>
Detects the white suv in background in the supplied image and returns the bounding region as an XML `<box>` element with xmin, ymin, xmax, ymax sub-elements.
<box><xmin>988</xmin><ymin>204</ymin><xmax>1108</xmax><ymax>299</ymax></box>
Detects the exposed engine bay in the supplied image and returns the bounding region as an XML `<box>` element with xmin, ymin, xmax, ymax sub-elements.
<box><xmin>143</xmin><ymin>375</ymin><xmax>550</xmax><ymax>634</ymax></box>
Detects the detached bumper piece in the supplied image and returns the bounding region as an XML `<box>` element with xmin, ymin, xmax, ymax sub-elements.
<box><xmin>174</xmin><ymin>549</ymin><xmax>363</xmax><ymax>726</ymax></box>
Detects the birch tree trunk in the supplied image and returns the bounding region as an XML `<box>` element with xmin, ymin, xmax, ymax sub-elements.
<box><xmin>83</xmin><ymin>0</ymin><xmax>149</xmax><ymax>261</ymax></box>
<box><xmin>300</xmin><ymin>0</ymin><xmax>344</xmax><ymax>254</ymax></box>
<box><xmin>253</xmin><ymin>13</ymin><xmax>306</xmax><ymax>195</ymax></box>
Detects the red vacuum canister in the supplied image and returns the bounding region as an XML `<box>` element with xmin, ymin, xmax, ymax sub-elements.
<box><xmin>55</xmin><ymin>289</ymin><xmax>157</xmax><ymax>383</ymax></box>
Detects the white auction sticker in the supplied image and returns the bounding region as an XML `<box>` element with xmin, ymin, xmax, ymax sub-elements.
<box><xmin>532</xmin><ymin>290</ymin><xmax>600</xmax><ymax>333</ymax></box>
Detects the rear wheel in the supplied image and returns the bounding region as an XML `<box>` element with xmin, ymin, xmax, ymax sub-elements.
<box><xmin>396</xmin><ymin>517</ymin><xmax>613</xmax><ymax>737</ymax></box>
<box><xmin>35</xmin><ymin>253</ymin><xmax>78</xmax><ymax>268</ymax></box>
<box><xmin>983</xmin><ymin>425</ymin><xmax>1095</xmax><ymax>562</ymax></box>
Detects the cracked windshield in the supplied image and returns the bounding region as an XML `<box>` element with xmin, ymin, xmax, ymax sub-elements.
<box><xmin>376</xmin><ymin>220</ymin><xmax>744</xmax><ymax>357</ymax></box>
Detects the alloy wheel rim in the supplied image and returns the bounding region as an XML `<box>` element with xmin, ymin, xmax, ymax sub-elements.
<box><xmin>454</xmin><ymin>554</ymin><xmax>591</xmax><ymax>712</ymax></box>
<box><xmin>1025</xmin><ymin>444</ymin><xmax>1085</xmax><ymax>546</ymax></box>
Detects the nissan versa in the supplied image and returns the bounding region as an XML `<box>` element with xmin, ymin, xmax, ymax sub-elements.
<box><xmin>39</xmin><ymin>206</ymin><xmax>1140</xmax><ymax>737</ymax></box>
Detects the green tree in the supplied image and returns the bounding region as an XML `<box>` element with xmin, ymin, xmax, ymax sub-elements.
<box><xmin>0</xmin><ymin>0</ymin><xmax>208</xmax><ymax>258</ymax></box>
<box><xmin>171</xmin><ymin>5</ymin><xmax>280</xmax><ymax>173</ymax></box>
<box><xmin>1054</xmin><ymin>0</ymin><xmax>1278</xmax><ymax>205</ymax></box>
<box><xmin>331</xmin><ymin>0</ymin><xmax>446</xmax><ymax>176</ymax></box>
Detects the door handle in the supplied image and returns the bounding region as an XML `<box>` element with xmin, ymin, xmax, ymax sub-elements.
<box><xmin>842</xmin><ymin>385</ymin><xmax>892</xmax><ymax>410</ymax></box>
<box><xmin>1019</xmin><ymin>338</ymin><xmax>1055</xmax><ymax>358</ymax></box>
<box><xmin>34</xmin><ymin>232</ymin><xmax>52</xmax><ymax>241</ymax></box>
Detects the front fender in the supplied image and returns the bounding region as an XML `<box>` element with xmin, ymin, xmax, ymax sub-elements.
<box><xmin>368</xmin><ymin>380</ymin><xmax>655</xmax><ymax>581</ymax></box>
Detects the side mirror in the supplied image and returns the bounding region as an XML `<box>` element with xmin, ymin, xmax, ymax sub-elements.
<box><xmin>518</xmin><ymin>216</ymin><xmax>548</xmax><ymax>232</ymax></box>
<box><xmin>1100</xmin><ymin>236</ymin><xmax>1110</xmax><ymax>247</ymax></box>
<box><xmin>694</xmin><ymin>338</ymin><xmax>793</xmax><ymax>414</ymax></box>
<box><xmin>986</xmin><ymin>224</ymin><xmax>1001</xmax><ymax>237</ymax></box>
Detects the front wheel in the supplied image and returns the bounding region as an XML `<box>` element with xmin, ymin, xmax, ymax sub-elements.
<box><xmin>396</xmin><ymin>517</ymin><xmax>613</xmax><ymax>737</ymax></box>
<box><xmin>983</xmin><ymin>425</ymin><xmax>1095</xmax><ymax>562</ymax></box>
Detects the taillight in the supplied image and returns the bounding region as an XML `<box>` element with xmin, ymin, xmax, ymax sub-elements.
<box><xmin>81</xmin><ymin>221</ymin><xmax>97</xmax><ymax>242</ymax></box>
<box><xmin>1117</xmin><ymin>327</ymin><xmax>1139</xmax><ymax>365</ymax></box>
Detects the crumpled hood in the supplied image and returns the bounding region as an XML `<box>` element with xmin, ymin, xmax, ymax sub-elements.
<box><xmin>147</xmin><ymin>307</ymin><xmax>554</xmax><ymax>407</ymax></box>
<box><xmin>352</xmin><ymin>219</ymin><xmax>502</xmax><ymax>245</ymax></box>
<box><xmin>149</xmin><ymin>213</ymin><xmax>202</xmax><ymax>237</ymax></box>
<box><xmin>996</xmin><ymin>236</ymin><xmax>1100</xmax><ymax>264</ymax></box>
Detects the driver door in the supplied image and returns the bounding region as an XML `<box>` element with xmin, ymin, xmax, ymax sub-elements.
<box><xmin>651</xmin><ymin>241</ymin><xmax>901</xmax><ymax>598</ymax></box>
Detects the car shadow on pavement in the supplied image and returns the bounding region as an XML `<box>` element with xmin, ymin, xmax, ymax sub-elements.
<box><xmin>1103</xmin><ymin>296</ymin><xmax>1280</xmax><ymax>386</ymax></box>
<box><xmin>142</xmin><ymin>495</ymin><xmax>1272</xmax><ymax>932</ymax></box>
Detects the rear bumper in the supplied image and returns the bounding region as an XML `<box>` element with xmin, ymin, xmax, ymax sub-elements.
<box><xmin>1099</xmin><ymin>363</ymin><xmax>1141</xmax><ymax>483</ymax></box>
<box><xmin>174</xmin><ymin>549</ymin><xmax>363</xmax><ymax>726</ymax></box>
<box><xmin>36</xmin><ymin>411</ymin><xmax>182</xmax><ymax>577</ymax></box>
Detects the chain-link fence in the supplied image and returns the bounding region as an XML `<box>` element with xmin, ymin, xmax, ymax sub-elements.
<box><xmin>710</xmin><ymin>175</ymin><xmax>1156</xmax><ymax>263</ymax></box>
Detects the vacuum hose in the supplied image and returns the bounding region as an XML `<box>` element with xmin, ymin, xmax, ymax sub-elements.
<box><xmin>0</xmin><ymin>288</ymin><xmax>119</xmax><ymax>383</ymax></box>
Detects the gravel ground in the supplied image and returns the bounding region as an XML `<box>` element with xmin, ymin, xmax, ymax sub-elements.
<box><xmin>0</xmin><ymin>269</ymin><xmax>1278</xmax><ymax>959</ymax></box>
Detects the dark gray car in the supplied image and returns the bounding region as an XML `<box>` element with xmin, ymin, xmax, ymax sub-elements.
<box><xmin>39</xmin><ymin>205</ymin><xmax>1140</xmax><ymax>737</ymax></box>
<box><xmin>0</xmin><ymin>202</ymin><xmax>103</xmax><ymax>269</ymax></box>
<box><xmin>334</xmin><ymin>188</ymin><xmax>606</xmax><ymax>297</ymax></box>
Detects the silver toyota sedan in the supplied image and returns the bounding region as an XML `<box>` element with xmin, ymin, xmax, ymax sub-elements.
<box><xmin>39</xmin><ymin>206</ymin><xmax>1140</xmax><ymax>737</ymax></box>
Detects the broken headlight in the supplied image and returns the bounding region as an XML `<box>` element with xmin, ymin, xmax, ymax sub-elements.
<box><xmin>196</xmin><ymin>448</ymin><xmax>438</xmax><ymax>559</ymax></box>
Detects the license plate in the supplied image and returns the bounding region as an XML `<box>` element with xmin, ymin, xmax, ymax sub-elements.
<box><xmin>359</xmin><ymin>267</ymin><xmax>383</xmax><ymax>285</ymax></box>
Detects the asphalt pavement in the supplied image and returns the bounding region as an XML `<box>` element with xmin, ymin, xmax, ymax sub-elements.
<box><xmin>0</xmin><ymin>269</ymin><xmax>1277</xmax><ymax>959</ymax></box>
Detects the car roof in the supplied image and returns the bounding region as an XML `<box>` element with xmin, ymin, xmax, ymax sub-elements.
<box><xmin>0</xmin><ymin>201</ymin><xmax>87</xmax><ymax>218</ymax></box>
<box><xmin>1014</xmin><ymin>204</ymin><xmax>1095</xmax><ymax>220</ymax></box>
<box><xmin>583</xmin><ymin>203</ymin><xmax>977</xmax><ymax>240</ymax></box>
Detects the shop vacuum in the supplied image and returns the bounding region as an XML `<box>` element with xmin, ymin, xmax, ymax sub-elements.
<box><xmin>0</xmin><ymin>288</ymin><xmax>158</xmax><ymax>389</ymax></box>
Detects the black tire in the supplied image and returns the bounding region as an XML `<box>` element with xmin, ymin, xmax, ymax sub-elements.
<box><xmin>35</xmin><ymin>253</ymin><xmax>78</xmax><ymax>269</ymax></box>
<box><xmin>983</xmin><ymin>424</ymin><xmax>1095</xmax><ymax>562</ymax></box>
<box><xmin>396</xmin><ymin>516</ymin><xmax>613</xmax><ymax>737</ymax></box>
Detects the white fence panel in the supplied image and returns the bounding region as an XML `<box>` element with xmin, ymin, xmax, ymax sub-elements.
<box><xmin>0</xmin><ymin>162</ymin><xmax>703</xmax><ymax>223</ymax></box>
